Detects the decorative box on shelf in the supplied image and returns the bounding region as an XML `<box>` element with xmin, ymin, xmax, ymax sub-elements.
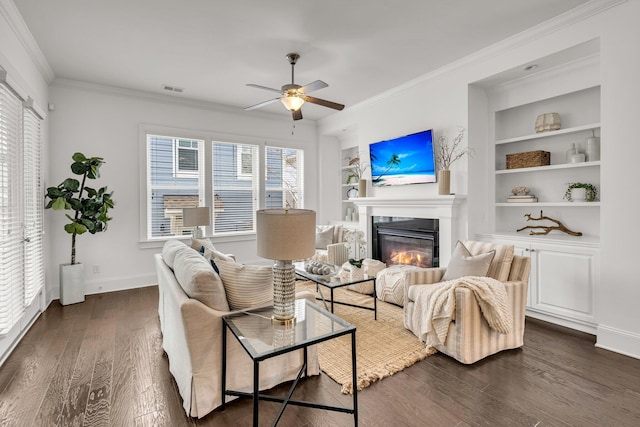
<box><xmin>506</xmin><ymin>150</ymin><xmax>551</xmax><ymax>169</ymax></box>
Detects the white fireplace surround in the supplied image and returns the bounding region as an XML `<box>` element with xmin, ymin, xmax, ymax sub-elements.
<box><xmin>351</xmin><ymin>195</ymin><xmax>467</xmax><ymax>267</ymax></box>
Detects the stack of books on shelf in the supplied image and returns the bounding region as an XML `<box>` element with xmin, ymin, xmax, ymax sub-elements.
<box><xmin>507</xmin><ymin>194</ymin><xmax>538</xmax><ymax>203</ymax></box>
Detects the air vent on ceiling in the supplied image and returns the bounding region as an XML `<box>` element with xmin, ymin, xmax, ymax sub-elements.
<box><xmin>162</xmin><ymin>84</ymin><xmax>184</xmax><ymax>93</ymax></box>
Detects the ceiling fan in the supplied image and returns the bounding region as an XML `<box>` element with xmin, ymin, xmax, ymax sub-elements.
<box><xmin>244</xmin><ymin>53</ymin><xmax>345</xmax><ymax>121</ymax></box>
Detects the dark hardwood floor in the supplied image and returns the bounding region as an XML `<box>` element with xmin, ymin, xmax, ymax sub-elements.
<box><xmin>1</xmin><ymin>286</ymin><xmax>639</xmax><ymax>426</ymax></box>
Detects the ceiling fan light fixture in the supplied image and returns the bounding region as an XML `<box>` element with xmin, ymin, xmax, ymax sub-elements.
<box><xmin>280</xmin><ymin>96</ymin><xmax>305</xmax><ymax>111</ymax></box>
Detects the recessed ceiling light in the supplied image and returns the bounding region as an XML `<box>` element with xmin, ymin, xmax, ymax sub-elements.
<box><xmin>523</xmin><ymin>64</ymin><xmax>538</xmax><ymax>72</ymax></box>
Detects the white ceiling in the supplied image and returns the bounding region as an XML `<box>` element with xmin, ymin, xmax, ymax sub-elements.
<box><xmin>14</xmin><ymin>0</ymin><xmax>589</xmax><ymax>120</ymax></box>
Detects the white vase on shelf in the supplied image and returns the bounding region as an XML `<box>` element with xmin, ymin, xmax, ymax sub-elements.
<box><xmin>586</xmin><ymin>137</ymin><xmax>600</xmax><ymax>161</ymax></box>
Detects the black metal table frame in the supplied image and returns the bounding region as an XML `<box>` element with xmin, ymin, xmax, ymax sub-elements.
<box><xmin>296</xmin><ymin>269</ymin><xmax>377</xmax><ymax>320</ymax></box>
<box><xmin>221</xmin><ymin>309</ymin><xmax>358</xmax><ymax>427</ymax></box>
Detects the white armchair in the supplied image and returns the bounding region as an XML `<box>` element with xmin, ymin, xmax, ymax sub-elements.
<box><xmin>311</xmin><ymin>224</ymin><xmax>349</xmax><ymax>265</ymax></box>
<box><xmin>403</xmin><ymin>240</ymin><xmax>531</xmax><ymax>364</ymax></box>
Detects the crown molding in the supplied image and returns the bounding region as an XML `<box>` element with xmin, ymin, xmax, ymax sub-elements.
<box><xmin>0</xmin><ymin>0</ymin><xmax>55</xmax><ymax>83</ymax></box>
<box><xmin>344</xmin><ymin>0</ymin><xmax>626</xmax><ymax>114</ymax></box>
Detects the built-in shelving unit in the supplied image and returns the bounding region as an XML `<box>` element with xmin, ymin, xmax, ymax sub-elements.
<box><xmin>341</xmin><ymin>146</ymin><xmax>359</xmax><ymax>222</ymax></box>
<box><xmin>492</xmin><ymin>85</ymin><xmax>601</xmax><ymax>237</ymax></box>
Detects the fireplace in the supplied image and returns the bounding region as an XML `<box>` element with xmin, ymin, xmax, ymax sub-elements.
<box><xmin>372</xmin><ymin>217</ymin><xmax>439</xmax><ymax>268</ymax></box>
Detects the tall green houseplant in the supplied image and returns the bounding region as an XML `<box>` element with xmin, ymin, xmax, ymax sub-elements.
<box><xmin>45</xmin><ymin>152</ymin><xmax>115</xmax><ymax>265</ymax></box>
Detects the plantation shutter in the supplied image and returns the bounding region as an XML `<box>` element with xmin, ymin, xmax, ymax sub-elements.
<box><xmin>0</xmin><ymin>83</ymin><xmax>25</xmax><ymax>334</ymax></box>
<box><xmin>265</xmin><ymin>146</ymin><xmax>304</xmax><ymax>209</ymax></box>
<box><xmin>22</xmin><ymin>107</ymin><xmax>45</xmax><ymax>306</ymax></box>
<box><xmin>146</xmin><ymin>135</ymin><xmax>205</xmax><ymax>239</ymax></box>
<box><xmin>211</xmin><ymin>142</ymin><xmax>259</xmax><ymax>234</ymax></box>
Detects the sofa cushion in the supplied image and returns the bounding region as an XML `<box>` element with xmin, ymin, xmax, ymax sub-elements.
<box><xmin>463</xmin><ymin>240</ymin><xmax>514</xmax><ymax>282</ymax></box>
<box><xmin>173</xmin><ymin>246</ymin><xmax>229</xmax><ymax>312</ymax></box>
<box><xmin>315</xmin><ymin>226</ymin><xmax>334</xmax><ymax>249</ymax></box>
<box><xmin>162</xmin><ymin>239</ymin><xmax>187</xmax><ymax>269</ymax></box>
<box><xmin>442</xmin><ymin>241</ymin><xmax>495</xmax><ymax>281</ymax></box>
<box><xmin>216</xmin><ymin>260</ymin><xmax>273</xmax><ymax>310</ymax></box>
<box><xmin>192</xmin><ymin>237</ymin><xmax>236</xmax><ymax>263</ymax></box>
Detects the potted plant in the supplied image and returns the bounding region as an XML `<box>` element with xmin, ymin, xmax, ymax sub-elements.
<box><xmin>435</xmin><ymin>128</ymin><xmax>474</xmax><ymax>195</ymax></box>
<box><xmin>344</xmin><ymin>156</ymin><xmax>370</xmax><ymax>197</ymax></box>
<box><xmin>45</xmin><ymin>152</ymin><xmax>115</xmax><ymax>305</ymax></box>
<box><xmin>563</xmin><ymin>182</ymin><xmax>598</xmax><ymax>202</ymax></box>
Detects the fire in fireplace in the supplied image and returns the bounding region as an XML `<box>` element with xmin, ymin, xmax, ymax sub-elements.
<box><xmin>372</xmin><ymin>217</ymin><xmax>439</xmax><ymax>268</ymax></box>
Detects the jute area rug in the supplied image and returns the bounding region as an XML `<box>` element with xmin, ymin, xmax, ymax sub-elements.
<box><xmin>296</xmin><ymin>280</ymin><xmax>435</xmax><ymax>394</ymax></box>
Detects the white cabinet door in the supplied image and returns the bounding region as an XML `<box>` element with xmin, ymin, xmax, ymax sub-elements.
<box><xmin>530</xmin><ymin>242</ymin><xmax>597</xmax><ymax>326</ymax></box>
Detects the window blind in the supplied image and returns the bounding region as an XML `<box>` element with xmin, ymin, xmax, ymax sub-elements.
<box><xmin>212</xmin><ymin>142</ymin><xmax>259</xmax><ymax>234</ymax></box>
<box><xmin>146</xmin><ymin>134</ymin><xmax>205</xmax><ymax>239</ymax></box>
<box><xmin>0</xmin><ymin>83</ymin><xmax>25</xmax><ymax>334</ymax></box>
<box><xmin>265</xmin><ymin>146</ymin><xmax>304</xmax><ymax>209</ymax></box>
<box><xmin>22</xmin><ymin>108</ymin><xmax>44</xmax><ymax>306</ymax></box>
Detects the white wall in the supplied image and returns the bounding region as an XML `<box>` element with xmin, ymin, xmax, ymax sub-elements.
<box><xmin>318</xmin><ymin>1</ymin><xmax>640</xmax><ymax>359</ymax></box>
<box><xmin>47</xmin><ymin>80</ymin><xmax>318</xmax><ymax>299</ymax></box>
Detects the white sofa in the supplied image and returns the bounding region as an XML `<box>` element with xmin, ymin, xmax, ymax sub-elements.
<box><xmin>155</xmin><ymin>240</ymin><xmax>320</xmax><ymax>418</ymax></box>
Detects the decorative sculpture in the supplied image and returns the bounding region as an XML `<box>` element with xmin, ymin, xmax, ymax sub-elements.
<box><xmin>517</xmin><ymin>210</ymin><xmax>582</xmax><ymax>236</ymax></box>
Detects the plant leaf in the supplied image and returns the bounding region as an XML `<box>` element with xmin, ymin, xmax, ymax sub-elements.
<box><xmin>62</xmin><ymin>178</ymin><xmax>80</xmax><ymax>192</ymax></box>
<box><xmin>52</xmin><ymin>197</ymin><xmax>67</xmax><ymax>210</ymax></box>
<box><xmin>72</xmin><ymin>152</ymin><xmax>87</xmax><ymax>162</ymax></box>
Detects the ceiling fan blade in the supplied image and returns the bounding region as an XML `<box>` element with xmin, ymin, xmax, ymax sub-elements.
<box><xmin>244</xmin><ymin>98</ymin><xmax>282</xmax><ymax>111</ymax></box>
<box><xmin>292</xmin><ymin>109</ymin><xmax>303</xmax><ymax>121</ymax></box>
<box><xmin>246</xmin><ymin>84</ymin><xmax>282</xmax><ymax>94</ymax></box>
<box><xmin>304</xmin><ymin>96</ymin><xmax>345</xmax><ymax>111</ymax></box>
<box><xmin>299</xmin><ymin>80</ymin><xmax>328</xmax><ymax>94</ymax></box>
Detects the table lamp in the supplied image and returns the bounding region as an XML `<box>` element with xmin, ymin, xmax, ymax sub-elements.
<box><xmin>182</xmin><ymin>206</ymin><xmax>211</xmax><ymax>238</ymax></box>
<box><xmin>256</xmin><ymin>209</ymin><xmax>316</xmax><ymax>325</ymax></box>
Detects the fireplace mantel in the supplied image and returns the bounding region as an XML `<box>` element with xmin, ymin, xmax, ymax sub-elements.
<box><xmin>351</xmin><ymin>195</ymin><xmax>467</xmax><ymax>266</ymax></box>
<box><xmin>352</xmin><ymin>195</ymin><xmax>466</xmax><ymax>208</ymax></box>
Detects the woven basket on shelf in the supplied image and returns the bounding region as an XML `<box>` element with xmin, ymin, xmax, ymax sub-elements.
<box><xmin>506</xmin><ymin>150</ymin><xmax>550</xmax><ymax>169</ymax></box>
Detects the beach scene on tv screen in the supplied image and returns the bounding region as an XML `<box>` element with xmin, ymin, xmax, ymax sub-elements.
<box><xmin>370</xmin><ymin>131</ymin><xmax>436</xmax><ymax>186</ymax></box>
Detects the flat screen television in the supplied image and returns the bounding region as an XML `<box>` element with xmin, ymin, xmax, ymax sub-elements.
<box><xmin>369</xmin><ymin>129</ymin><xmax>436</xmax><ymax>187</ymax></box>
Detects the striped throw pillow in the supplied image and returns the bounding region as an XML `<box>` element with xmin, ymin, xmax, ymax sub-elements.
<box><xmin>216</xmin><ymin>260</ymin><xmax>273</xmax><ymax>310</ymax></box>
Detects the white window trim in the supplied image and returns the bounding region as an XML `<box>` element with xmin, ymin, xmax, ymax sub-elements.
<box><xmin>172</xmin><ymin>138</ymin><xmax>200</xmax><ymax>178</ymax></box>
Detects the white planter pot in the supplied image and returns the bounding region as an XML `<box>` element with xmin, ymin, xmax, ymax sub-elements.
<box><xmin>60</xmin><ymin>263</ymin><xmax>85</xmax><ymax>305</ymax></box>
<box><xmin>570</xmin><ymin>188</ymin><xmax>587</xmax><ymax>202</ymax></box>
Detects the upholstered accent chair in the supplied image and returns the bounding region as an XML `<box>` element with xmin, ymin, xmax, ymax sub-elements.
<box><xmin>311</xmin><ymin>224</ymin><xmax>349</xmax><ymax>265</ymax></box>
<box><xmin>403</xmin><ymin>240</ymin><xmax>531</xmax><ymax>364</ymax></box>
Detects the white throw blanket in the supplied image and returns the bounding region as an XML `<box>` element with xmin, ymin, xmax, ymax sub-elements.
<box><xmin>410</xmin><ymin>276</ymin><xmax>513</xmax><ymax>349</ymax></box>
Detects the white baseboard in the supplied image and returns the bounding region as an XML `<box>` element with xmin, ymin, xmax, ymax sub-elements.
<box><xmin>595</xmin><ymin>324</ymin><xmax>640</xmax><ymax>360</ymax></box>
<box><xmin>49</xmin><ymin>273</ymin><xmax>158</xmax><ymax>301</ymax></box>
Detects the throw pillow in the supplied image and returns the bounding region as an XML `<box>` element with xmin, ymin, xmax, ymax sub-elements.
<box><xmin>462</xmin><ymin>240</ymin><xmax>514</xmax><ymax>282</ymax></box>
<box><xmin>316</xmin><ymin>226</ymin><xmax>334</xmax><ymax>249</ymax></box>
<box><xmin>190</xmin><ymin>237</ymin><xmax>215</xmax><ymax>252</ymax></box>
<box><xmin>216</xmin><ymin>260</ymin><xmax>273</xmax><ymax>310</ymax></box>
<box><xmin>173</xmin><ymin>247</ymin><xmax>229</xmax><ymax>312</ymax></box>
<box><xmin>441</xmin><ymin>241</ymin><xmax>496</xmax><ymax>281</ymax></box>
<box><xmin>161</xmin><ymin>239</ymin><xmax>187</xmax><ymax>269</ymax></box>
<box><xmin>203</xmin><ymin>247</ymin><xmax>236</xmax><ymax>264</ymax></box>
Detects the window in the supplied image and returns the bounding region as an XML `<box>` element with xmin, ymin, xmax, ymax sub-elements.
<box><xmin>265</xmin><ymin>146</ymin><xmax>304</xmax><ymax>209</ymax></box>
<box><xmin>144</xmin><ymin>130</ymin><xmax>304</xmax><ymax>241</ymax></box>
<box><xmin>173</xmin><ymin>139</ymin><xmax>199</xmax><ymax>177</ymax></box>
<box><xmin>236</xmin><ymin>145</ymin><xmax>253</xmax><ymax>180</ymax></box>
<box><xmin>212</xmin><ymin>142</ymin><xmax>259</xmax><ymax>233</ymax></box>
<box><xmin>146</xmin><ymin>135</ymin><xmax>205</xmax><ymax>239</ymax></box>
<box><xmin>0</xmin><ymin>80</ymin><xmax>44</xmax><ymax>342</ymax></box>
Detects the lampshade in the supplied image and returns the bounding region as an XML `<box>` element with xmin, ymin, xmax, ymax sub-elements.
<box><xmin>182</xmin><ymin>206</ymin><xmax>211</xmax><ymax>227</ymax></box>
<box><xmin>280</xmin><ymin>96</ymin><xmax>305</xmax><ymax>112</ymax></box>
<box><xmin>256</xmin><ymin>209</ymin><xmax>316</xmax><ymax>260</ymax></box>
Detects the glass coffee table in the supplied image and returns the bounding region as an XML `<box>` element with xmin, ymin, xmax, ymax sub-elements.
<box><xmin>221</xmin><ymin>298</ymin><xmax>358</xmax><ymax>426</ymax></box>
<box><xmin>294</xmin><ymin>261</ymin><xmax>377</xmax><ymax>320</ymax></box>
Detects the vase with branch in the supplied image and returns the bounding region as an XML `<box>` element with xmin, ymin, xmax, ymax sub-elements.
<box><xmin>435</xmin><ymin>128</ymin><xmax>474</xmax><ymax>195</ymax></box>
<box><xmin>344</xmin><ymin>156</ymin><xmax>370</xmax><ymax>197</ymax></box>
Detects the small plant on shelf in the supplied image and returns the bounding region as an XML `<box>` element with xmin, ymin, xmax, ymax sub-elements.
<box><xmin>563</xmin><ymin>182</ymin><xmax>598</xmax><ymax>202</ymax></box>
<box><xmin>344</xmin><ymin>156</ymin><xmax>369</xmax><ymax>184</ymax></box>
